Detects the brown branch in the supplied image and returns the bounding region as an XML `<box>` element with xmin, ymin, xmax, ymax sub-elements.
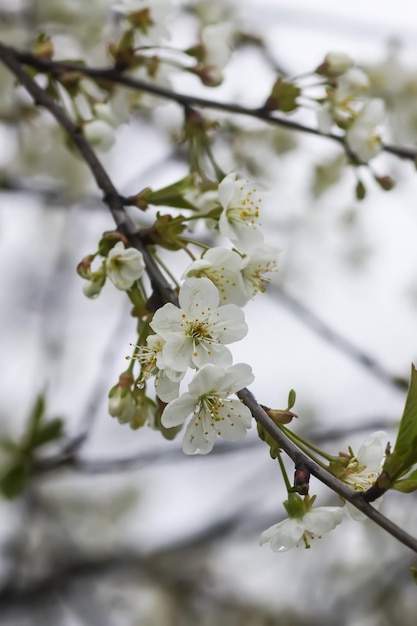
<box><xmin>238</xmin><ymin>388</ymin><xmax>417</xmax><ymax>555</ymax></box>
<box><xmin>4</xmin><ymin>43</ymin><xmax>416</xmax><ymax>163</ymax></box>
<box><xmin>2</xmin><ymin>41</ymin><xmax>416</xmax><ymax>556</ymax></box>
<box><xmin>0</xmin><ymin>41</ymin><xmax>178</xmax><ymax>307</ymax></box>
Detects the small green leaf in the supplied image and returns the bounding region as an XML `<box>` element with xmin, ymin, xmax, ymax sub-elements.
<box><xmin>411</xmin><ymin>567</ymin><xmax>417</xmax><ymax>585</ymax></box>
<box><xmin>287</xmin><ymin>389</ymin><xmax>296</xmax><ymax>410</ymax></box>
<box><xmin>24</xmin><ymin>393</ymin><xmax>46</xmax><ymax>447</ymax></box>
<box><xmin>0</xmin><ymin>461</ymin><xmax>30</xmax><ymax>499</ymax></box>
<box><xmin>392</xmin><ymin>468</ymin><xmax>417</xmax><ymax>493</ymax></box>
<box><xmin>31</xmin><ymin>418</ymin><xmax>64</xmax><ymax>449</ymax></box>
<box><xmin>383</xmin><ymin>365</ymin><xmax>417</xmax><ymax>480</ymax></box>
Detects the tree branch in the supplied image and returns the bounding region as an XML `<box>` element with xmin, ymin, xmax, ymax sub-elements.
<box><xmin>0</xmin><ymin>41</ymin><xmax>178</xmax><ymax>307</ymax></box>
<box><xmin>2</xmin><ymin>40</ymin><xmax>416</xmax><ymax>556</ymax></box>
<box><xmin>2</xmin><ymin>43</ymin><xmax>416</xmax><ymax>163</ymax></box>
<box><xmin>238</xmin><ymin>388</ymin><xmax>417</xmax><ymax>555</ymax></box>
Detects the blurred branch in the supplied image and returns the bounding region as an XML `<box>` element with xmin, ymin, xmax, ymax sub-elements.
<box><xmin>271</xmin><ymin>284</ymin><xmax>409</xmax><ymax>392</ymax></box>
<box><xmin>0</xmin><ymin>43</ymin><xmax>414</xmax><ymax>163</ymax></box>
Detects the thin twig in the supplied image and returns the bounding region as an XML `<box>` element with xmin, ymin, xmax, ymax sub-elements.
<box><xmin>3</xmin><ymin>43</ymin><xmax>416</xmax><ymax>163</ymax></box>
<box><xmin>238</xmin><ymin>388</ymin><xmax>417</xmax><ymax>555</ymax></box>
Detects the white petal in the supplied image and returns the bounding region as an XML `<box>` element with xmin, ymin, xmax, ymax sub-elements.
<box><xmin>356</xmin><ymin>431</ymin><xmax>386</xmax><ymax>471</ymax></box>
<box><xmin>161</xmin><ymin>393</ymin><xmax>196</xmax><ymax>427</ymax></box>
<box><xmin>217</xmin><ymin>363</ymin><xmax>255</xmax><ymax>394</ymax></box>
<box><xmin>179</xmin><ymin>277</ymin><xmax>219</xmax><ymax>313</ymax></box>
<box><xmin>303</xmin><ymin>507</ymin><xmax>345</xmax><ymax>535</ymax></box>
<box><xmin>260</xmin><ymin>518</ymin><xmax>304</xmax><ymax>552</ymax></box>
<box><xmin>209</xmin><ymin>304</ymin><xmax>248</xmax><ymax>343</ymax></box>
<box><xmin>182</xmin><ymin>413</ymin><xmax>217</xmax><ymax>455</ymax></box>
<box><xmin>150</xmin><ymin>303</ymin><xmax>185</xmax><ymax>336</ymax></box>
<box><xmin>192</xmin><ymin>342</ymin><xmax>233</xmax><ymax>369</ymax></box>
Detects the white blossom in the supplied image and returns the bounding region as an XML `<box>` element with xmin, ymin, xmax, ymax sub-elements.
<box><xmin>337</xmin><ymin>431</ymin><xmax>386</xmax><ymax>521</ymax></box>
<box><xmin>317</xmin><ymin>67</ymin><xmax>371</xmax><ymax>133</ymax></box>
<box><xmin>83</xmin><ymin>119</ymin><xmax>116</xmax><ymax>152</ymax></box>
<box><xmin>218</xmin><ymin>173</ymin><xmax>264</xmax><ymax>251</ymax></box>
<box><xmin>241</xmin><ymin>245</ymin><xmax>279</xmax><ymax>299</ymax></box>
<box><xmin>201</xmin><ymin>22</ymin><xmax>233</xmax><ymax>73</ymax></box>
<box><xmin>319</xmin><ymin>52</ymin><xmax>353</xmax><ymax>77</ymax></box>
<box><xmin>150</xmin><ymin>277</ymin><xmax>248</xmax><ymax>371</ymax></box>
<box><xmin>106</xmin><ymin>242</ymin><xmax>145</xmax><ymax>290</ymax></box>
<box><xmin>136</xmin><ymin>334</ymin><xmax>185</xmax><ymax>402</ymax></box>
<box><xmin>260</xmin><ymin>506</ymin><xmax>344</xmax><ymax>552</ymax></box>
<box><xmin>346</xmin><ymin>98</ymin><xmax>385</xmax><ymax>162</ymax></box>
<box><xmin>336</xmin><ymin>67</ymin><xmax>370</xmax><ymax>101</ymax></box>
<box><xmin>183</xmin><ymin>247</ymin><xmax>246</xmax><ymax>305</ymax></box>
<box><xmin>161</xmin><ymin>363</ymin><xmax>254</xmax><ymax>454</ymax></box>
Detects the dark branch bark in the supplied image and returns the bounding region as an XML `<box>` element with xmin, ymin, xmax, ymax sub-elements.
<box><xmin>2</xmin><ymin>43</ymin><xmax>416</xmax><ymax>163</ymax></box>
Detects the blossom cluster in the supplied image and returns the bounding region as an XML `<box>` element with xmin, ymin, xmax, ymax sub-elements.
<box><xmin>132</xmin><ymin>172</ymin><xmax>278</xmax><ymax>454</ymax></box>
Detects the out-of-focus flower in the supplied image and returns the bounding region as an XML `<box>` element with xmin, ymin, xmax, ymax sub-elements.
<box><xmin>83</xmin><ymin>119</ymin><xmax>116</xmax><ymax>152</ymax></box>
<box><xmin>346</xmin><ymin>99</ymin><xmax>385</xmax><ymax>162</ymax></box>
<box><xmin>161</xmin><ymin>363</ymin><xmax>254</xmax><ymax>454</ymax></box>
<box><xmin>316</xmin><ymin>52</ymin><xmax>353</xmax><ymax>77</ymax></box>
<box><xmin>105</xmin><ymin>242</ymin><xmax>145</xmax><ymax>290</ymax></box>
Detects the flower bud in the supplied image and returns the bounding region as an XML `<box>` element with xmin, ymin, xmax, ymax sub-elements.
<box><xmin>83</xmin><ymin>119</ymin><xmax>116</xmax><ymax>152</ymax></box>
<box><xmin>316</xmin><ymin>52</ymin><xmax>353</xmax><ymax>77</ymax></box>
<box><xmin>108</xmin><ymin>373</ymin><xmax>136</xmax><ymax>424</ymax></box>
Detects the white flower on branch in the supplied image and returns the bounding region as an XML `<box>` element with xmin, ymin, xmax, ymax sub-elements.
<box><xmin>161</xmin><ymin>363</ymin><xmax>254</xmax><ymax>454</ymax></box>
<box><xmin>183</xmin><ymin>247</ymin><xmax>246</xmax><ymax>305</ymax></box>
<box><xmin>136</xmin><ymin>334</ymin><xmax>185</xmax><ymax>403</ymax></box>
<box><xmin>346</xmin><ymin>98</ymin><xmax>385</xmax><ymax>162</ymax></box>
<box><xmin>241</xmin><ymin>244</ymin><xmax>279</xmax><ymax>299</ymax></box>
<box><xmin>200</xmin><ymin>22</ymin><xmax>234</xmax><ymax>82</ymax></box>
<box><xmin>218</xmin><ymin>172</ymin><xmax>264</xmax><ymax>252</ymax></box>
<box><xmin>317</xmin><ymin>67</ymin><xmax>371</xmax><ymax>133</ymax></box>
<box><xmin>331</xmin><ymin>431</ymin><xmax>387</xmax><ymax>521</ymax></box>
<box><xmin>260</xmin><ymin>506</ymin><xmax>345</xmax><ymax>552</ymax></box>
<box><xmin>83</xmin><ymin>119</ymin><xmax>116</xmax><ymax>152</ymax></box>
<box><xmin>150</xmin><ymin>277</ymin><xmax>248</xmax><ymax>371</ymax></box>
<box><xmin>105</xmin><ymin>241</ymin><xmax>145</xmax><ymax>290</ymax></box>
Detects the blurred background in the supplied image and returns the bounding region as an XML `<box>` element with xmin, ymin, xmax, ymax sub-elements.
<box><xmin>0</xmin><ymin>0</ymin><xmax>417</xmax><ymax>624</ymax></box>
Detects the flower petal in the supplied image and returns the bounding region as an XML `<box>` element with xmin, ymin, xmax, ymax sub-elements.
<box><xmin>260</xmin><ymin>518</ymin><xmax>304</xmax><ymax>552</ymax></box>
<box><xmin>303</xmin><ymin>507</ymin><xmax>345</xmax><ymax>535</ymax></box>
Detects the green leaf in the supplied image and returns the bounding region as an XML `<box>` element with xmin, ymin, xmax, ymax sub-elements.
<box><xmin>0</xmin><ymin>461</ymin><xmax>30</xmax><ymax>499</ymax></box>
<box><xmin>411</xmin><ymin>567</ymin><xmax>417</xmax><ymax>585</ymax></box>
<box><xmin>287</xmin><ymin>389</ymin><xmax>296</xmax><ymax>410</ymax></box>
<box><xmin>31</xmin><ymin>418</ymin><xmax>64</xmax><ymax>449</ymax></box>
<box><xmin>24</xmin><ymin>393</ymin><xmax>46</xmax><ymax>447</ymax></box>
<box><xmin>392</xmin><ymin>468</ymin><xmax>417</xmax><ymax>493</ymax></box>
<box><xmin>383</xmin><ymin>365</ymin><xmax>417</xmax><ymax>480</ymax></box>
